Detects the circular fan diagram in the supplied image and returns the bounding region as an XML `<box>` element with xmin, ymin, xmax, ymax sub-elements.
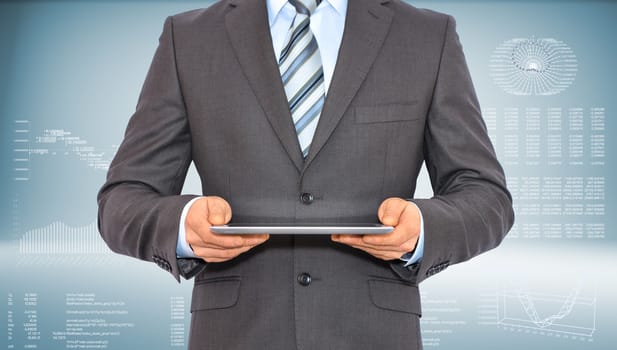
<box><xmin>490</xmin><ymin>37</ymin><xmax>578</xmax><ymax>96</ymax></box>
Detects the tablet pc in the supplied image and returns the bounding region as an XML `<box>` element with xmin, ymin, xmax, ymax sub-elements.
<box><xmin>209</xmin><ymin>223</ymin><xmax>393</xmax><ymax>235</ymax></box>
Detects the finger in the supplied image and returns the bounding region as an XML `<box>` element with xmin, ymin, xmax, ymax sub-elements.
<box><xmin>193</xmin><ymin>244</ymin><xmax>255</xmax><ymax>263</ymax></box>
<box><xmin>194</xmin><ymin>230</ymin><xmax>269</xmax><ymax>249</ymax></box>
<box><xmin>367</xmin><ymin>202</ymin><xmax>420</xmax><ymax>246</ymax></box>
<box><xmin>363</xmin><ymin>247</ymin><xmax>403</xmax><ymax>261</ymax></box>
<box><xmin>333</xmin><ymin>234</ymin><xmax>399</xmax><ymax>250</ymax></box>
<box><xmin>399</xmin><ymin>202</ymin><xmax>421</xmax><ymax>237</ymax></box>
<box><xmin>238</xmin><ymin>233</ymin><xmax>270</xmax><ymax>246</ymax></box>
<box><xmin>206</xmin><ymin>233</ymin><xmax>269</xmax><ymax>246</ymax></box>
<box><xmin>362</xmin><ymin>225</ymin><xmax>409</xmax><ymax>246</ymax></box>
<box><xmin>332</xmin><ymin>234</ymin><xmax>364</xmax><ymax>246</ymax></box>
<box><xmin>336</xmin><ymin>233</ymin><xmax>418</xmax><ymax>253</ymax></box>
<box><xmin>344</xmin><ymin>244</ymin><xmax>403</xmax><ymax>261</ymax></box>
<box><xmin>378</xmin><ymin>198</ymin><xmax>407</xmax><ymax>227</ymax></box>
<box><xmin>184</xmin><ymin>198</ymin><xmax>211</xmax><ymax>234</ymax></box>
<box><xmin>334</xmin><ymin>230</ymin><xmax>402</xmax><ymax>248</ymax></box>
<box><xmin>187</xmin><ymin>218</ymin><xmax>240</xmax><ymax>249</ymax></box>
<box><xmin>206</xmin><ymin>196</ymin><xmax>233</xmax><ymax>225</ymax></box>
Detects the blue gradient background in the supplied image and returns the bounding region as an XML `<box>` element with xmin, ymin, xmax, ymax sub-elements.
<box><xmin>1</xmin><ymin>1</ymin><xmax>615</xmax><ymax>349</ymax></box>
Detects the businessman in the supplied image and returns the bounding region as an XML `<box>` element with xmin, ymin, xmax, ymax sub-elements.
<box><xmin>98</xmin><ymin>0</ymin><xmax>514</xmax><ymax>349</ymax></box>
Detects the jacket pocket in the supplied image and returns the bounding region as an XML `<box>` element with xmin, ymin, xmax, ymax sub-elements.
<box><xmin>191</xmin><ymin>277</ymin><xmax>241</xmax><ymax>312</ymax></box>
<box><xmin>368</xmin><ymin>278</ymin><xmax>422</xmax><ymax>316</ymax></box>
<box><xmin>355</xmin><ymin>102</ymin><xmax>421</xmax><ymax>124</ymax></box>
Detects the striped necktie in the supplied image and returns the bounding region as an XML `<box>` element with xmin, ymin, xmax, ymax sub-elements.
<box><xmin>279</xmin><ymin>0</ymin><xmax>324</xmax><ymax>159</ymax></box>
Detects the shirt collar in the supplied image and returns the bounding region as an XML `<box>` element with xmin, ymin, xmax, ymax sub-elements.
<box><xmin>267</xmin><ymin>0</ymin><xmax>346</xmax><ymax>26</ymax></box>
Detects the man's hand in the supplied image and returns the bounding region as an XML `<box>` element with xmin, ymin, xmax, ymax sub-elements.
<box><xmin>331</xmin><ymin>197</ymin><xmax>421</xmax><ymax>261</ymax></box>
<box><xmin>185</xmin><ymin>196</ymin><xmax>269</xmax><ymax>263</ymax></box>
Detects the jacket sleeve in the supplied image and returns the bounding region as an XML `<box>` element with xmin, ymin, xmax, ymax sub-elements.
<box><xmin>97</xmin><ymin>16</ymin><xmax>205</xmax><ymax>282</ymax></box>
<box><xmin>390</xmin><ymin>15</ymin><xmax>514</xmax><ymax>284</ymax></box>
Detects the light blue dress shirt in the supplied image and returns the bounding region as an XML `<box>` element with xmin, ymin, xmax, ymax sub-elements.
<box><xmin>177</xmin><ymin>0</ymin><xmax>424</xmax><ymax>266</ymax></box>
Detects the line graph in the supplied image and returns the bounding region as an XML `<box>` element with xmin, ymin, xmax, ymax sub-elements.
<box><xmin>19</xmin><ymin>221</ymin><xmax>110</xmax><ymax>255</ymax></box>
<box><xmin>516</xmin><ymin>287</ymin><xmax>580</xmax><ymax>328</ymax></box>
<box><xmin>14</xmin><ymin>221</ymin><xmax>120</xmax><ymax>265</ymax></box>
<box><xmin>498</xmin><ymin>285</ymin><xmax>596</xmax><ymax>337</ymax></box>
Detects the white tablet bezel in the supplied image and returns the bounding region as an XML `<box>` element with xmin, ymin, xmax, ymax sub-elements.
<box><xmin>209</xmin><ymin>223</ymin><xmax>393</xmax><ymax>235</ymax></box>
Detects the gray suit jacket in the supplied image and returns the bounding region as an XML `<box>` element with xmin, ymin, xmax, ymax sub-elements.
<box><xmin>98</xmin><ymin>0</ymin><xmax>514</xmax><ymax>349</ymax></box>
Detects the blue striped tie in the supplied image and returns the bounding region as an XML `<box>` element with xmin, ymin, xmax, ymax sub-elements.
<box><xmin>279</xmin><ymin>0</ymin><xmax>324</xmax><ymax>158</ymax></box>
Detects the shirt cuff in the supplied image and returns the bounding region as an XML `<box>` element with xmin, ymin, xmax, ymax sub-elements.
<box><xmin>176</xmin><ymin>197</ymin><xmax>202</xmax><ymax>258</ymax></box>
<box><xmin>400</xmin><ymin>201</ymin><xmax>424</xmax><ymax>266</ymax></box>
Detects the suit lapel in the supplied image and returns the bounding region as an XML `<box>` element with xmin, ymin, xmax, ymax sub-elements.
<box><xmin>303</xmin><ymin>0</ymin><xmax>393</xmax><ymax>171</ymax></box>
<box><xmin>225</xmin><ymin>0</ymin><xmax>305</xmax><ymax>172</ymax></box>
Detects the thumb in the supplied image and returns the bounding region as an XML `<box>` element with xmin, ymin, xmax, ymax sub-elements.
<box><xmin>206</xmin><ymin>196</ymin><xmax>233</xmax><ymax>225</ymax></box>
<box><xmin>378</xmin><ymin>198</ymin><xmax>406</xmax><ymax>226</ymax></box>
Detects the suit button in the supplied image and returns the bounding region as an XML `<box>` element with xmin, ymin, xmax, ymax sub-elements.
<box><xmin>297</xmin><ymin>273</ymin><xmax>312</xmax><ymax>286</ymax></box>
<box><xmin>300</xmin><ymin>192</ymin><xmax>314</xmax><ymax>205</ymax></box>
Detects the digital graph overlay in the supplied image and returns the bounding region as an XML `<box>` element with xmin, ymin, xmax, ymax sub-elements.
<box><xmin>14</xmin><ymin>221</ymin><xmax>117</xmax><ymax>265</ymax></box>
<box><xmin>12</xmin><ymin>119</ymin><xmax>117</xmax><ymax>181</ymax></box>
<box><xmin>490</xmin><ymin>37</ymin><xmax>578</xmax><ymax>96</ymax></box>
<box><xmin>497</xmin><ymin>285</ymin><xmax>596</xmax><ymax>338</ymax></box>
<box><xmin>19</xmin><ymin>221</ymin><xmax>109</xmax><ymax>255</ymax></box>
